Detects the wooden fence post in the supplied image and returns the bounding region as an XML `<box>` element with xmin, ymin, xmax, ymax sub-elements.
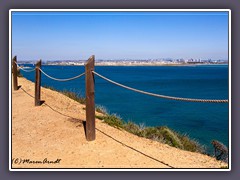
<box><xmin>12</xmin><ymin>56</ymin><xmax>18</xmax><ymax>91</ymax></box>
<box><xmin>85</xmin><ymin>55</ymin><xmax>95</xmax><ymax>141</ymax></box>
<box><xmin>35</xmin><ymin>60</ymin><xmax>42</xmax><ymax>106</ymax></box>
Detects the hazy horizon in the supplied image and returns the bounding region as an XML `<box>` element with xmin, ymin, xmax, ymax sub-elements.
<box><xmin>16</xmin><ymin>58</ymin><xmax>229</xmax><ymax>62</ymax></box>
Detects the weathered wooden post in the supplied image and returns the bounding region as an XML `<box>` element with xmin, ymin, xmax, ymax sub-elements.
<box><xmin>35</xmin><ymin>60</ymin><xmax>42</xmax><ymax>106</ymax></box>
<box><xmin>85</xmin><ymin>55</ymin><xmax>95</xmax><ymax>141</ymax></box>
<box><xmin>12</xmin><ymin>56</ymin><xmax>18</xmax><ymax>91</ymax></box>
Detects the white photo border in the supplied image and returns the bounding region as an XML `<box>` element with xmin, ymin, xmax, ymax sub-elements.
<box><xmin>9</xmin><ymin>9</ymin><xmax>231</xmax><ymax>171</ymax></box>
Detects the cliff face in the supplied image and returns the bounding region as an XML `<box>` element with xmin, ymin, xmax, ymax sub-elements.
<box><xmin>11</xmin><ymin>77</ymin><xmax>227</xmax><ymax>169</ymax></box>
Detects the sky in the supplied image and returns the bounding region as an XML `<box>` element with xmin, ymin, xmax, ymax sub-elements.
<box><xmin>11</xmin><ymin>11</ymin><xmax>229</xmax><ymax>61</ymax></box>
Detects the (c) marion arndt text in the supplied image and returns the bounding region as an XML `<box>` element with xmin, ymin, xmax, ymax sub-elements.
<box><xmin>12</xmin><ymin>158</ymin><xmax>61</xmax><ymax>165</ymax></box>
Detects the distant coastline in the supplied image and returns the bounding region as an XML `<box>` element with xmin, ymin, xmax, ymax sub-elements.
<box><xmin>18</xmin><ymin>60</ymin><xmax>228</xmax><ymax>67</ymax></box>
<box><xmin>19</xmin><ymin>63</ymin><xmax>228</xmax><ymax>67</ymax></box>
<box><xmin>93</xmin><ymin>63</ymin><xmax>229</xmax><ymax>67</ymax></box>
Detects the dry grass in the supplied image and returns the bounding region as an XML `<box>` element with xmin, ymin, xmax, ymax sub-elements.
<box><xmin>97</xmin><ymin>114</ymin><xmax>206</xmax><ymax>153</ymax></box>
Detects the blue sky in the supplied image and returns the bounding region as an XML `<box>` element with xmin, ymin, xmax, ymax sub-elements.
<box><xmin>11</xmin><ymin>11</ymin><xmax>229</xmax><ymax>61</ymax></box>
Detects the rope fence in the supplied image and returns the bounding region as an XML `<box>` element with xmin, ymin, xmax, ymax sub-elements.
<box><xmin>15</xmin><ymin>62</ymin><xmax>35</xmax><ymax>72</ymax></box>
<box><xmin>12</xmin><ymin>55</ymin><xmax>229</xmax><ymax>142</ymax></box>
<box><xmin>15</xmin><ymin>61</ymin><xmax>86</xmax><ymax>81</ymax></box>
<box><xmin>38</xmin><ymin>68</ymin><xmax>85</xmax><ymax>82</ymax></box>
<box><xmin>92</xmin><ymin>71</ymin><xmax>228</xmax><ymax>103</ymax></box>
<box><xmin>14</xmin><ymin>61</ymin><xmax>228</xmax><ymax>103</ymax></box>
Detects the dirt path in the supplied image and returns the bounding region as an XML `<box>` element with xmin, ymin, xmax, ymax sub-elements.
<box><xmin>11</xmin><ymin>77</ymin><xmax>227</xmax><ymax>169</ymax></box>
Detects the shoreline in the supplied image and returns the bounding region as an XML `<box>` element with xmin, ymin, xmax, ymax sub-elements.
<box><xmin>21</xmin><ymin>64</ymin><xmax>228</xmax><ymax>67</ymax></box>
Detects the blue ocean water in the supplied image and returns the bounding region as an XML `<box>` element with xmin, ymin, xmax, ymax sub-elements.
<box><xmin>20</xmin><ymin>65</ymin><xmax>229</xmax><ymax>153</ymax></box>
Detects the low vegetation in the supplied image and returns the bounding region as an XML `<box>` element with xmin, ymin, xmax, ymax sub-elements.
<box><xmin>96</xmin><ymin>105</ymin><xmax>108</xmax><ymax>114</ymax></box>
<box><xmin>42</xmin><ymin>85</ymin><xmax>229</xmax><ymax>156</ymax></box>
<box><xmin>96</xmin><ymin>113</ymin><xmax>206</xmax><ymax>153</ymax></box>
<box><xmin>211</xmin><ymin>140</ymin><xmax>228</xmax><ymax>162</ymax></box>
<box><xmin>61</xmin><ymin>90</ymin><xmax>86</xmax><ymax>104</ymax></box>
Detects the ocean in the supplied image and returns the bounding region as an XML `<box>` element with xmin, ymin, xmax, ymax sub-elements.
<box><xmin>20</xmin><ymin>64</ymin><xmax>229</xmax><ymax>153</ymax></box>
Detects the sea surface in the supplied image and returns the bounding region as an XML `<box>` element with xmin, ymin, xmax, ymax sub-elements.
<box><xmin>20</xmin><ymin>65</ymin><xmax>229</xmax><ymax>153</ymax></box>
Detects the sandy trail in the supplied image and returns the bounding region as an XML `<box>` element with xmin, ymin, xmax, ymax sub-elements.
<box><xmin>11</xmin><ymin>77</ymin><xmax>227</xmax><ymax>169</ymax></box>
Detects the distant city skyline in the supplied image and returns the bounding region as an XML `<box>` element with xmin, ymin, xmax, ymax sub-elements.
<box><xmin>12</xmin><ymin>11</ymin><xmax>229</xmax><ymax>61</ymax></box>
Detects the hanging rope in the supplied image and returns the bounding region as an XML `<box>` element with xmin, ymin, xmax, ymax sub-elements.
<box><xmin>92</xmin><ymin>71</ymin><xmax>228</xmax><ymax>103</ymax></box>
<box><xmin>14</xmin><ymin>62</ymin><xmax>35</xmax><ymax>72</ymax></box>
<box><xmin>38</xmin><ymin>68</ymin><xmax>85</xmax><ymax>82</ymax></box>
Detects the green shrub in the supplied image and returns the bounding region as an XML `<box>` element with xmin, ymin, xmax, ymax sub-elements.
<box><xmin>211</xmin><ymin>140</ymin><xmax>228</xmax><ymax>162</ymax></box>
<box><xmin>95</xmin><ymin>115</ymin><xmax>104</xmax><ymax>120</ymax></box>
<box><xmin>124</xmin><ymin>121</ymin><xmax>142</xmax><ymax>135</ymax></box>
<box><xmin>61</xmin><ymin>90</ymin><xmax>86</xmax><ymax>104</ymax></box>
<box><xmin>96</xmin><ymin>105</ymin><xmax>107</xmax><ymax>114</ymax></box>
<box><xmin>178</xmin><ymin>134</ymin><xmax>205</xmax><ymax>153</ymax></box>
<box><xmin>159</xmin><ymin>127</ymin><xmax>184</xmax><ymax>149</ymax></box>
<box><xmin>99</xmin><ymin>114</ymin><xmax>124</xmax><ymax>129</ymax></box>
